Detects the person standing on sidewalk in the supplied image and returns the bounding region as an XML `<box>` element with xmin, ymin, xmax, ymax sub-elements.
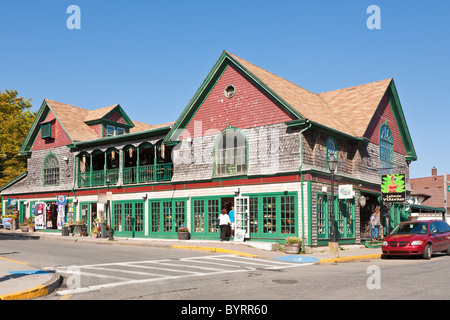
<box><xmin>370</xmin><ymin>209</ymin><xmax>378</xmax><ymax>241</ymax></box>
<box><xmin>218</xmin><ymin>209</ymin><xmax>231</xmax><ymax>241</ymax></box>
<box><xmin>228</xmin><ymin>205</ymin><xmax>235</xmax><ymax>237</ymax></box>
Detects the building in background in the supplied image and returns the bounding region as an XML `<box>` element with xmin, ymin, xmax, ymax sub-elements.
<box><xmin>409</xmin><ymin>167</ymin><xmax>448</xmax><ymax>222</ymax></box>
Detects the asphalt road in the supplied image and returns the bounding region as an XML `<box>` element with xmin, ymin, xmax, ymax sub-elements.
<box><xmin>2</xmin><ymin>236</ymin><xmax>450</xmax><ymax>303</ymax></box>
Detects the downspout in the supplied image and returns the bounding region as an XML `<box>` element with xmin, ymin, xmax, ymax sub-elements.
<box><xmin>299</xmin><ymin>121</ymin><xmax>311</xmax><ymax>252</ymax></box>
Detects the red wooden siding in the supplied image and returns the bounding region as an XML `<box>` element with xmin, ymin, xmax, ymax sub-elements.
<box><xmin>31</xmin><ymin>110</ymin><xmax>72</xmax><ymax>151</ymax></box>
<box><xmin>182</xmin><ymin>64</ymin><xmax>295</xmax><ymax>138</ymax></box>
<box><xmin>364</xmin><ymin>93</ymin><xmax>406</xmax><ymax>155</ymax></box>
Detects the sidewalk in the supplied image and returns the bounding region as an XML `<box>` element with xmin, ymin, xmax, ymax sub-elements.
<box><xmin>0</xmin><ymin>229</ymin><xmax>382</xmax><ymax>299</ymax></box>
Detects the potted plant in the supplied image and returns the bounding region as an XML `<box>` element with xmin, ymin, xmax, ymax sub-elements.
<box><xmin>28</xmin><ymin>222</ymin><xmax>35</xmax><ymax>232</ymax></box>
<box><xmin>177</xmin><ymin>227</ymin><xmax>190</xmax><ymax>240</ymax></box>
<box><xmin>21</xmin><ymin>217</ymin><xmax>35</xmax><ymax>232</ymax></box>
<box><xmin>91</xmin><ymin>227</ymin><xmax>99</xmax><ymax>238</ymax></box>
<box><xmin>20</xmin><ymin>222</ymin><xmax>28</xmax><ymax>232</ymax></box>
<box><xmin>284</xmin><ymin>236</ymin><xmax>302</xmax><ymax>254</ymax></box>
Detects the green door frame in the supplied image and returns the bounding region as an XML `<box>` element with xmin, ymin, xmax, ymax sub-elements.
<box><xmin>244</xmin><ymin>192</ymin><xmax>298</xmax><ymax>240</ymax></box>
<box><xmin>316</xmin><ymin>192</ymin><xmax>356</xmax><ymax>245</ymax></box>
<box><xmin>148</xmin><ymin>198</ymin><xmax>187</xmax><ymax>238</ymax></box>
<box><xmin>111</xmin><ymin>200</ymin><xmax>145</xmax><ymax>238</ymax></box>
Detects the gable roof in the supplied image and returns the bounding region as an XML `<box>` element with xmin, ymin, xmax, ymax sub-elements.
<box><xmin>20</xmin><ymin>99</ymin><xmax>172</xmax><ymax>154</ymax></box>
<box><xmin>164</xmin><ymin>51</ymin><xmax>417</xmax><ymax>161</ymax></box>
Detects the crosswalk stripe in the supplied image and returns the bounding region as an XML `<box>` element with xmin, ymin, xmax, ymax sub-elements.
<box><xmin>53</xmin><ymin>255</ymin><xmax>311</xmax><ymax>296</ymax></box>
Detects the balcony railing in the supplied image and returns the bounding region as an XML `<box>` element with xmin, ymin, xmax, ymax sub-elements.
<box><xmin>78</xmin><ymin>168</ymin><xmax>119</xmax><ymax>188</ymax></box>
<box><xmin>78</xmin><ymin>164</ymin><xmax>172</xmax><ymax>188</ymax></box>
<box><xmin>123</xmin><ymin>163</ymin><xmax>173</xmax><ymax>185</ymax></box>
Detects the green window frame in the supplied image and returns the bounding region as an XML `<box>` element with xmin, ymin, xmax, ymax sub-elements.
<box><xmin>190</xmin><ymin>196</ymin><xmax>221</xmax><ymax>239</ymax></box>
<box><xmin>148</xmin><ymin>198</ymin><xmax>187</xmax><ymax>238</ymax></box>
<box><xmin>379</xmin><ymin>123</ymin><xmax>394</xmax><ymax>175</ymax></box>
<box><xmin>213</xmin><ymin>128</ymin><xmax>248</xmax><ymax>177</ymax></box>
<box><xmin>111</xmin><ymin>200</ymin><xmax>145</xmax><ymax>238</ymax></box>
<box><xmin>316</xmin><ymin>192</ymin><xmax>356</xmax><ymax>243</ymax></box>
<box><xmin>42</xmin><ymin>153</ymin><xmax>60</xmax><ymax>186</ymax></box>
<box><xmin>247</xmin><ymin>192</ymin><xmax>298</xmax><ymax>239</ymax></box>
<box><xmin>41</xmin><ymin>122</ymin><xmax>52</xmax><ymax>139</ymax></box>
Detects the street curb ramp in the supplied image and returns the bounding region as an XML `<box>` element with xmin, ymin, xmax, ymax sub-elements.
<box><xmin>0</xmin><ymin>272</ymin><xmax>63</xmax><ymax>300</ymax></box>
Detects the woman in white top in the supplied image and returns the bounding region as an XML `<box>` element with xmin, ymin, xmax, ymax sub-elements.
<box><xmin>218</xmin><ymin>209</ymin><xmax>231</xmax><ymax>241</ymax></box>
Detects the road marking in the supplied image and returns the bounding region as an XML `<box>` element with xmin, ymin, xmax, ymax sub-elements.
<box><xmin>53</xmin><ymin>255</ymin><xmax>310</xmax><ymax>296</ymax></box>
<box><xmin>0</xmin><ymin>256</ymin><xmax>29</xmax><ymax>265</ymax></box>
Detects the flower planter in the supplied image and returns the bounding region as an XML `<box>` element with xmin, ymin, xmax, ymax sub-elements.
<box><xmin>177</xmin><ymin>232</ymin><xmax>190</xmax><ymax>240</ymax></box>
<box><xmin>284</xmin><ymin>244</ymin><xmax>301</xmax><ymax>254</ymax></box>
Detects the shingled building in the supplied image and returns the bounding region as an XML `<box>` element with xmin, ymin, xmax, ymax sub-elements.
<box><xmin>1</xmin><ymin>51</ymin><xmax>417</xmax><ymax>248</ymax></box>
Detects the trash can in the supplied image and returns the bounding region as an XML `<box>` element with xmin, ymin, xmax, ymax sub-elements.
<box><xmin>62</xmin><ymin>226</ymin><xmax>69</xmax><ymax>236</ymax></box>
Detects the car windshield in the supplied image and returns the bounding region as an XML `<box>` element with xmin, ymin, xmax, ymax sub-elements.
<box><xmin>391</xmin><ymin>222</ymin><xmax>428</xmax><ymax>235</ymax></box>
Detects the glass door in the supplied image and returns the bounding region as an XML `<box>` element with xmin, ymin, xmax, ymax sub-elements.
<box><xmin>234</xmin><ymin>196</ymin><xmax>250</xmax><ymax>240</ymax></box>
<box><xmin>191</xmin><ymin>197</ymin><xmax>220</xmax><ymax>239</ymax></box>
<box><xmin>112</xmin><ymin>200</ymin><xmax>145</xmax><ymax>238</ymax></box>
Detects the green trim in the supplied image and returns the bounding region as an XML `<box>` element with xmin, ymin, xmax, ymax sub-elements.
<box><xmin>42</xmin><ymin>152</ymin><xmax>60</xmax><ymax>187</ymax></box>
<box><xmin>69</xmin><ymin>125</ymin><xmax>171</xmax><ymax>149</ymax></box>
<box><xmin>307</xmin><ymin>180</ymin><xmax>312</xmax><ymax>246</ymax></box>
<box><xmin>40</xmin><ymin>122</ymin><xmax>53</xmax><ymax>139</ymax></box>
<box><xmin>111</xmin><ymin>199</ymin><xmax>145</xmax><ymax>238</ymax></box>
<box><xmin>148</xmin><ymin>198</ymin><xmax>187</xmax><ymax>239</ymax></box>
<box><xmin>0</xmin><ymin>172</ymin><xmax>28</xmax><ymax>192</ymax></box>
<box><xmin>379</xmin><ymin>123</ymin><xmax>394</xmax><ymax>175</ymax></box>
<box><xmin>387</xmin><ymin>80</ymin><xmax>417</xmax><ymax>161</ymax></box>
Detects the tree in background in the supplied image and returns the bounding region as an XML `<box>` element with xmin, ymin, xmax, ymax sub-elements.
<box><xmin>0</xmin><ymin>89</ymin><xmax>36</xmax><ymax>188</ymax></box>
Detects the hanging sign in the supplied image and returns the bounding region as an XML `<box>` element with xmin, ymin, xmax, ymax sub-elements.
<box><xmin>381</xmin><ymin>174</ymin><xmax>406</xmax><ymax>203</ymax></box>
<box><xmin>338</xmin><ymin>185</ymin><xmax>353</xmax><ymax>199</ymax></box>
<box><xmin>56</xmin><ymin>195</ymin><xmax>66</xmax><ymax>206</ymax></box>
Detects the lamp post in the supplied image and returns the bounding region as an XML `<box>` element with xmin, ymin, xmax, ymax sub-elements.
<box><xmin>327</xmin><ymin>154</ymin><xmax>339</xmax><ymax>258</ymax></box>
<box><xmin>106</xmin><ymin>174</ymin><xmax>114</xmax><ymax>240</ymax></box>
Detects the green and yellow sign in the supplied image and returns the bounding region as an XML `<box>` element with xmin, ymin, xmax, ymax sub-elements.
<box><xmin>381</xmin><ymin>174</ymin><xmax>406</xmax><ymax>203</ymax></box>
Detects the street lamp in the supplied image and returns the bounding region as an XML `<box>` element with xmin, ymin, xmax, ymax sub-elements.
<box><xmin>327</xmin><ymin>153</ymin><xmax>339</xmax><ymax>258</ymax></box>
<box><xmin>106</xmin><ymin>174</ymin><xmax>114</xmax><ymax>240</ymax></box>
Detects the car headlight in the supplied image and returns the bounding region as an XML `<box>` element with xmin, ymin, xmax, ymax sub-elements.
<box><xmin>411</xmin><ymin>241</ymin><xmax>423</xmax><ymax>246</ymax></box>
<box><xmin>382</xmin><ymin>241</ymin><xmax>388</xmax><ymax>246</ymax></box>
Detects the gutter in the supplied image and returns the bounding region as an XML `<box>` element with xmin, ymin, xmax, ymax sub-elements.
<box><xmin>298</xmin><ymin>120</ymin><xmax>312</xmax><ymax>252</ymax></box>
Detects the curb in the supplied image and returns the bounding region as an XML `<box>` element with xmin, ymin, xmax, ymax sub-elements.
<box><xmin>0</xmin><ymin>272</ymin><xmax>63</xmax><ymax>300</ymax></box>
<box><xmin>319</xmin><ymin>254</ymin><xmax>382</xmax><ymax>264</ymax></box>
<box><xmin>171</xmin><ymin>245</ymin><xmax>259</xmax><ymax>258</ymax></box>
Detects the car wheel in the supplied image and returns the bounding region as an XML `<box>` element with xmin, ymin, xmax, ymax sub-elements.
<box><xmin>446</xmin><ymin>244</ymin><xmax>450</xmax><ymax>256</ymax></box>
<box><xmin>423</xmin><ymin>244</ymin><xmax>432</xmax><ymax>260</ymax></box>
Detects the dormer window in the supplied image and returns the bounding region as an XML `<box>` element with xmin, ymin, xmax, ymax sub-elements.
<box><xmin>105</xmin><ymin>125</ymin><xmax>127</xmax><ymax>137</ymax></box>
<box><xmin>106</xmin><ymin>125</ymin><xmax>115</xmax><ymax>137</ymax></box>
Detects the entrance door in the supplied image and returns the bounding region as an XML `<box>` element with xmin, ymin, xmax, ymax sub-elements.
<box><xmin>191</xmin><ymin>198</ymin><xmax>220</xmax><ymax>239</ymax></box>
<box><xmin>113</xmin><ymin>201</ymin><xmax>145</xmax><ymax>238</ymax></box>
<box><xmin>234</xmin><ymin>196</ymin><xmax>250</xmax><ymax>239</ymax></box>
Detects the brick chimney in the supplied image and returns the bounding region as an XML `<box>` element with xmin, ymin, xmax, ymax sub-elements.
<box><xmin>431</xmin><ymin>167</ymin><xmax>437</xmax><ymax>176</ymax></box>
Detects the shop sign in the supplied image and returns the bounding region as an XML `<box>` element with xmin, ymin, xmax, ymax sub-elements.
<box><xmin>338</xmin><ymin>185</ymin><xmax>353</xmax><ymax>199</ymax></box>
<box><xmin>381</xmin><ymin>174</ymin><xmax>406</xmax><ymax>203</ymax></box>
<box><xmin>56</xmin><ymin>195</ymin><xmax>66</xmax><ymax>206</ymax></box>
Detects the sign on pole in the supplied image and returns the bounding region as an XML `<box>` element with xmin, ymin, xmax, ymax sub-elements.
<box><xmin>381</xmin><ymin>174</ymin><xmax>406</xmax><ymax>203</ymax></box>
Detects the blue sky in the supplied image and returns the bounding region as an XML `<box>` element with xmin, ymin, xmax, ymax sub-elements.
<box><xmin>1</xmin><ymin>0</ymin><xmax>449</xmax><ymax>179</ymax></box>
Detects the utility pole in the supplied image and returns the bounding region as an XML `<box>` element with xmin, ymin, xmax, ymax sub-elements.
<box><xmin>445</xmin><ymin>171</ymin><xmax>448</xmax><ymax>222</ymax></box>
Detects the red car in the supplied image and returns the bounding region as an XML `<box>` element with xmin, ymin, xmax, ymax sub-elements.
<box><xmin>382</xmin><ymin>220</ymin><xmax>450</xmax><ymax>259</ymax></box>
